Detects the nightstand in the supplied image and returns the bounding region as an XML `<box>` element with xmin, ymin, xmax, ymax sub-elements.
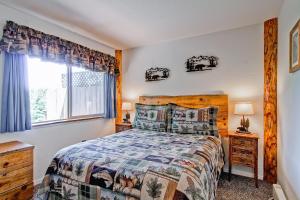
<box><xmin>116</xmin><ymin>123</ymin><xmax>132</xmax><ymax>132</ymax></box>
<box><xmin>228</xmin><ymin>131</ymin><xmax>259</xmax><ymax>187</ymax></box>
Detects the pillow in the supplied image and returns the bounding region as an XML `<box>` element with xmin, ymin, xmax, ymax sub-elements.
<box><xmin>133</xmin><ymin>103</ymin><xmax>170</xmax><ymax>132</ymax></box>
<box><xmin>168</xmin><ymin>104</ymin><xmax>219</xmax><ymax>136</ymax></box>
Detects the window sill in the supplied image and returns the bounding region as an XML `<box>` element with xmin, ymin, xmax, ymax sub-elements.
<box><xmin>32</xmin><ymin>116</ymin><xmax>104</xmax><ymax>128</ymax></box>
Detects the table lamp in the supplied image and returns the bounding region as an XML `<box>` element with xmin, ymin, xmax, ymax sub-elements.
<box><xmin>122</xmin><ymin>102</ymin><xmax>132</xmax><ymax>123</ymax></box>
<box><xmin>234</xmin><ymin>102</ymin><xmax>254</xmax><ymax>133</ymax></box>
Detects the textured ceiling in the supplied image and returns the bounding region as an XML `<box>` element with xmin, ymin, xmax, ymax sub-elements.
<box><xmin>0</xmin><ymin>0</ymin><xmax>283</xmax><ymax>49</ymax></box>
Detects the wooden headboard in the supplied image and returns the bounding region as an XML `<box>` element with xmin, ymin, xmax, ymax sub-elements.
<box><xmin>139</xmin><ymin>95</ymin><xmax>228</xmax><ymax>137</ymax></box>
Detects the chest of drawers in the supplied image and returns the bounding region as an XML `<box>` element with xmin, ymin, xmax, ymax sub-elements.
<box><xmin>0</xmin><ymin>141</ymin><xmax>34</xmax><ymax>200</ymax></box>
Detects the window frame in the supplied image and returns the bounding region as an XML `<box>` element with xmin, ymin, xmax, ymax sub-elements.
<box><xmin>28</xmin><ymin>58</ymin><xmax>105</xmax><ymax>126</ymax></box>
<box><xmin>67</xmin><ymin>65</ymin><xmax>105</xmax><ymax>120</ymax></box>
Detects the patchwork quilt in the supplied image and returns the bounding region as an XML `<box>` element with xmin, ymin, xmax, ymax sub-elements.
<box><xmin>35</xmin><ymin>129</ymin><xmax>224</xmax><ymax>200</ymax></box>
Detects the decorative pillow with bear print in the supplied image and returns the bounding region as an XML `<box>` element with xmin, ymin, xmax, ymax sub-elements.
<box><xmin>168</xmin><ymin>104</ymin><xmax>219</xmax><ymax>136</ymax></box>
<box><xmin>133</xmin><ymin>103</ymin><xmax>170</xmax><ymax>132</ymax></box>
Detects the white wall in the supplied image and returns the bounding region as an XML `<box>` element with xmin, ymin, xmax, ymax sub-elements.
<box><xmin>0</xmin><ymin>120</ymin><xmax>114</xmax><ymax>183</ymax></box>
<box><xmin>123</xmin><ymin>24</ymin><xmax>264</xmax><ymax>179</ymax></box>
<box><xmin>0</xmin><ymin>4</ymin><xmax>115</xmax><ymax>183</ymax></box>
<box><xmin>278</xmin><ymin>0</ymin><xmax>300</xmax><ymax>199</ymax></box>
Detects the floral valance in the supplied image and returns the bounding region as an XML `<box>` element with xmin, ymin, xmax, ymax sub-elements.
<box><xmin>0</xmin><ymin>21</ymin><xmax>117</xmax><ymax>74</ymax></box>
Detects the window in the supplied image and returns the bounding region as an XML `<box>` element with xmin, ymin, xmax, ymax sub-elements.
<box><xmin>71</xmin><ymin>67</ymin><xmax>105</xmax><ymax>117</ymax></box>
<box><xmin>27</xmin><ymin>57</ymin><xmax>105</xmax><ymax>124</ymax></box>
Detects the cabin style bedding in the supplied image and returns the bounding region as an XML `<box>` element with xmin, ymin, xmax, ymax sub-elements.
<box><xmin>35</xmin><ymin>128</ymin><xmax>224</xmax><ymax>200</ymax></box>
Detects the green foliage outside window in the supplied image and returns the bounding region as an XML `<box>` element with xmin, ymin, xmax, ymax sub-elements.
<box><xmin>30</xmin><ymin>89</ymin><xmax>47</xmax><ymax>123</ymax></box>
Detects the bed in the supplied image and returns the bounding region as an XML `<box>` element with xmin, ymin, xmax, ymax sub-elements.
<box><xmin>35</xmin><ymin>95</ymin><xmax>228</xmax><ymax>200</ymax></box>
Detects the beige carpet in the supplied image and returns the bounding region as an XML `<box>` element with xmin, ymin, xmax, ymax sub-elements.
<box><xmin>216</xmin><ymin>173</ymin><xmax>273</xmax><ymax>200</ymax></box>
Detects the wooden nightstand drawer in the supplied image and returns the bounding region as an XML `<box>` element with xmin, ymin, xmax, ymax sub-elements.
<box><xmin>232</xmin><ymin>146</ymin><xmax>253</xmax><ymax>156</ymax></box>
<box><xmin>116</xmin><ymin>126</ymin><xmax>127</xmax><ymax>132</ymax></box>
<box><xmin>1</xmin><ymin>182</ymin><xmax>33</xmax><ymax>200</ymax></box>
<box><xmin>232</xmin><ymin>154</ymin><xmax>254</xmax><ymax>166</ymax></box>
<box><xmin>116</xmin><ymin>123</ymin><xmax>132</xmax><ymax>133</ymax></box>
<box><xmin>232</xmin><ymin>137</ymin><xmax>255</xmax><ymax>149</ymax></box>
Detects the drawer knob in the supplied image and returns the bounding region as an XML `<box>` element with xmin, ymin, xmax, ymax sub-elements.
<box><xmin>3</xmin><ymin>162</ymin><xmax>9</xmax><ymax>168</ymax></box>
<box><xmin>21</xmin><ymin>185</ymin><xmax>27</xmax><ymax>190</ymax></box>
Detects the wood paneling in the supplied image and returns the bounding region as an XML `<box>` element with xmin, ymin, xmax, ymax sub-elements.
<box><xmin>139</xmin><ymin>95</ymin><xmax>228</xmax><ymax>137</ymax></box>
<box><xmin>115</xmin><ymin>50</ymin><xmax>122</xmax><ymax>124</ymax></box>
<box><xmin>264</xmin><ymin>18</ymin><xmax>278</xmax><ymax>183</ymax></box>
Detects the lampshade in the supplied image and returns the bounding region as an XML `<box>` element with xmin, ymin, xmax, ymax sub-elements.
<box><xmin>122</xmin><ymin>102</ymin><xmax>132</xmax><ymax>111</ymax></box>
<box><xmin>234</xmin><ymin>103</ymin><xmax>254</xmax><ymax>115</ymax></box>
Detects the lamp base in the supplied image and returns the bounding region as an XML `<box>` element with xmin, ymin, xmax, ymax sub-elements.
<box><xmin>236</xmin><ymin>130</ymin><xmax>251</xmax><ymax>134</ymax></box>
<box><xmin>123</xmin><ymin>112</ymin><xmax>131</xmax><ymax>124</ymax></box>
<box><xmin>236</xmin><ymin>126</ymin><xmax>251</xmax><ymax>134</ymax></box>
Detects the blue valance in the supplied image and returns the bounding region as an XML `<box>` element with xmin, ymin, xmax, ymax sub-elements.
<box><xmin>0</xmin><ymin>21</ymin><xmax>118</xmax><ymax>74</ymax></box>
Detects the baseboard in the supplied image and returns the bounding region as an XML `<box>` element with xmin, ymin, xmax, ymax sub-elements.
<box><xmin>273</xmin><ymin>184</ymin><xmax>287</xmax><ymax>200</ymax></box>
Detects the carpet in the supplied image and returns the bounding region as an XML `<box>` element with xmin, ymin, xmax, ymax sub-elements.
<box><xmin>216</xmin><ymin>173</ymin><xmax>273</xmax><ymax>200</ymax></box>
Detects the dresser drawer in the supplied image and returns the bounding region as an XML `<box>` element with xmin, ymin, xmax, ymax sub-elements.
<box><xmin>0</xmin><ymin>182</ymin><xmax>33</xmax><ymax>200</ymax></box>
<box><xmin>0</xmin><ymin>149</ymin><xmax>33</xmax><ymax>173</ymax></box>
<box><xmin>0</xmin><ymin>165</ymin><xmax>33</xmax><ymax>193</ymax></box>
<box><xmin>231</xmin><ymin>137</ymin><xmax>255</xmax><ymax>149</ymax></box>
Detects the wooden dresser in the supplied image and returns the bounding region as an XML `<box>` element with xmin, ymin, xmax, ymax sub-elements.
<box><xmin>228</xmin><ymin>131</ymin><xmax>259</xmax><ymax>187</ymax></box>
<box><xmin>0</xmin><ymin>141</ymin><xmax>34</xmax><ymax>200</ymax></box>
<box><xmin>116</xmin><ymin>123</ymin><xmax>132</xmax><ymax>132</ymax></box>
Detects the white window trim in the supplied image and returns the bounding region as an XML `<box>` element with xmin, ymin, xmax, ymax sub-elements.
<box><xmin>32</xmin><ymin>116</ymin><xmax>103</xmax><ymax>128</ymax></box>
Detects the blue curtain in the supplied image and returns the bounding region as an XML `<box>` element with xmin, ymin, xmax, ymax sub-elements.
<box><xmin>104</xmin><ymin>73</ymin><xmax>116</xmax><ymax>118</ymax></box>
<box><xmin>1</xmin><ymin>52</ymin><xmax>31</xmax><ymax>133</ymax></box>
